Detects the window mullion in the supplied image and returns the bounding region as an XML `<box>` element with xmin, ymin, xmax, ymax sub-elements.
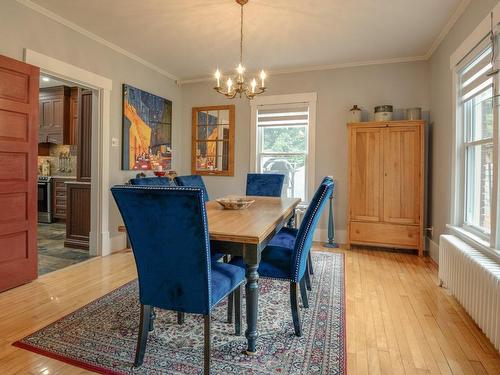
<box><xmin>464</xmin><ymin>138</ymin><xmax>494</xmax><ymax>147</ymax></box>
<box><xmin>490</xmin><ymin>70</ymin><xmax>500</xmax><ymax>249</ymax></box>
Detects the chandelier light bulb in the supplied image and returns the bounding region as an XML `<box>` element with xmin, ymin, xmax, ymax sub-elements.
<box><xmin>251</xmin><ymin>78</ymin><xmax>257</xmax><ymax>93</ymax></box>
<box><xmin>237</xmin><ymin>63</ymin><xmax>245</xmax><ymax>75</ymax></box>
<box><xmin>215</xmin><ymin>69</ymin><xmax>221</xmax><ymax>87</ymax></box>
<box><xmin>260</xmin><ymin>70</ymin><xmax>267</xmax><ymax>87</ymax></box>
<box><xmin>227</xmin><ymin>78</ymin><xmax>233</xmax><ymax>92</ymax></box>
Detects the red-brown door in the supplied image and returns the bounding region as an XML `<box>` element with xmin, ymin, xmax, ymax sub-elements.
<box><xmin>0</xmin><ymin>55</ymin><xmax>39</xmax><ymax>292</ymax></box>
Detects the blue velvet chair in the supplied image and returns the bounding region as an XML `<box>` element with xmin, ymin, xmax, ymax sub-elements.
<box><xmin>129</xmin><ymin>176</ymin><xmax>222</xmax><ymax>263</ymax></box>
<box><xmin>111</xmin><ymin>186</ymin><xmax>245</xmax><ymax>374</ymax></box>
<box><xmin>246</xmin><ymin>173</ymin><xmax>285</xmax><ymax>197</ymax></box>
<box><xmin>174</xmin><ymin>175</ymin><xmax>209</xmax><ymax>201</ymax></box>
<box><xmin>230</xmin><ymin>177</ymin><xmax>334</xmax><ymax>336</ymax></box>
<box><xmin>129</xmin><ymin>176</ymin><xmax>176</xmax><ymax>186</ymax></box>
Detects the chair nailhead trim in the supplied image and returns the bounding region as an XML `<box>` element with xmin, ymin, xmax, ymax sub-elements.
<box><xmin>292</xmin><ymin>183</ymin><xmax>333</xmax><ymax>281</ymax></box>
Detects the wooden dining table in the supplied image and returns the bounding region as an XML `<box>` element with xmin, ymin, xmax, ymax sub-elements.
<box><xmin>206</xmin><ymin>196</ymin><xmax>301</xmax><ymax>355</ymax></box>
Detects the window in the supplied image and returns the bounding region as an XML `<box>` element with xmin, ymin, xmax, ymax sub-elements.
<box><xmin>250</xmin><ymin>94</ymin><xmax>316</xmax><ymax>202</ymax></box>
<box><xmin>455</xmin><ymin>39</ymin><xmax>497</xmax><ymax>244</ymax></box>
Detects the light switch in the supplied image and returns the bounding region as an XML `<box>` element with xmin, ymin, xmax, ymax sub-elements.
<box><xmin>111</xmin><ymin>137</ymin><xmax>119</xmax><ymax>147</ymax></box>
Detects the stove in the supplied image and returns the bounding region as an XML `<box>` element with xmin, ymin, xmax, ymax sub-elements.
<box><xmin>38</xmin><ymin>176</ymin><xmax>53</xmax><ymax>223</ymax></box>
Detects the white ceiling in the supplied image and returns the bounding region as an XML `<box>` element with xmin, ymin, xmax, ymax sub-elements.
<box><xmin>29</xmin><ymin>0</ymin><xmax>464</xmax><ymax>80</ymax></box>
<box><xmin>39</xmin><ymin>74</ymin><xmax>67</xmax><ymax>88</ymax></box>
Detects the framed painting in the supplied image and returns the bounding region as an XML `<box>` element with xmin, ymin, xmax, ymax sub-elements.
<box><xmin>122</xmin><ymin>84</ymin><xmax>172</xmax><ymax>171</ymax></box>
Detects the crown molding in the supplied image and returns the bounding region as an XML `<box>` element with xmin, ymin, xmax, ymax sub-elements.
<box><xmin>16</xmin><ymin>0</ymin><xmax>179</xmax><ymax>82</ymax></box>
<box><xmin>179</xmin><ymin>55</ymin><xmax>428</xmax><ymax>85</ymax></box>
<box><xmin>425</xmin><ymin>0</ymin><xmax>471</xmax><ymax>59</ymax></box>
<box><xmin>16</xmin><ymin>0</ymin><xmax>469</xmax><ymax>83</ymax></box>
<box><xmin>181</xmin><ymin>0</ymin><xmax>472</xmax><ymax>85</ymax></box>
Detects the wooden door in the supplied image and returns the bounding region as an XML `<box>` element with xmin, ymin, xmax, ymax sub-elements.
<box><xmin>349</xmin><ymin>127</ymin><xmax>383</xmax><ymax>222</ymax></box>
<box><xmin>0</xmin><ymin>55</ymin><xmax>39</xmax><ymax>292</ymax></box>
<box><xmin>383</xmin><ymin>126</ymin><xmax>421</xmax><ymax>224</ymax></box>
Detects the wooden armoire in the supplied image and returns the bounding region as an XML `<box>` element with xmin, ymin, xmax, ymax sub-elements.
<box><xmin>347</xmin><ymin>120</ymin><xmax>425</xmax><ymax>256</ymax></box>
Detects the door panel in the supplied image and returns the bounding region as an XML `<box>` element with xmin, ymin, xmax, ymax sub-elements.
<box><xmin>350</xmin><ymin>128</ymin><xmax>382</xmax><ymax>221</ymax></box>
<box><xmin>77</xmin><ymin>90</ymin><xmax>92</xmax><ymax>181</ymax></box>
<box><xmin>52</xmin><ymin>98</ymin><xmax>63</xmax><ymax>130</ymax></box>
<box><xmin>383</xmin><ymin>127</ymin><xmax>420</xmax><ymax>224</ymax></box>
<box><xmin>39</xmin><ymin>99</ymin><xmax>51</xmax><ymax>142</ymax></box>
<box><xmin>0</xmin><ymin>54</ymin><xmax>39</xmax><ymax>292</ymax></box>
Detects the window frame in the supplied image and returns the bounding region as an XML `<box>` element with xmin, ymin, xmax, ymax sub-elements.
<box><xmin>451</xmin><ymin>33</ymin><xmax>500</xmax><ymax>254</ymax></box>
<box><xmin>250</xmin><ymin>93</ymin><xmax>317</xmax><ymax>202</ymax></box>
<box><xmin>191</xmin><ymin>105</ymin><xmax>235</xmax><ymax>176</ymax></box>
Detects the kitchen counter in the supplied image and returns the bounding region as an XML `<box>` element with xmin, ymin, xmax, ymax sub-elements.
<box><xmin>64</xmin><ymin>180</ymin><xmax>90</xmax><ymax>185</ymax></box>
<box><xmin>51</xmin><ymin>175</ymin><xmax>77</xmax><ymax>179</ymax></box>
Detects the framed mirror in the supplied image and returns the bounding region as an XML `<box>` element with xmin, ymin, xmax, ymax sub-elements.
<box><xmin>192</xmin><ymin>105</ymin><xmax>235</xmax><ymax>176</ymax></box>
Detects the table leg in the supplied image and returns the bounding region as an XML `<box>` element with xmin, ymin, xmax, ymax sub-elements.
<box><xmin>243</xmin><ymin>244</ymin><xmax>260</xmax><ymax>355</ymax></box>
<box><xmin>245</xmin><ymin>262</ymin><xmax>259</xmax><ymax>354</ymax></box>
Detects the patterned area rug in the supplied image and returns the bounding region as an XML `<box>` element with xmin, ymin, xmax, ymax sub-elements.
<box><xmin>14</xmin><ymin>252</ymin><xmax>345</xmax><ymax>374</ymax></box>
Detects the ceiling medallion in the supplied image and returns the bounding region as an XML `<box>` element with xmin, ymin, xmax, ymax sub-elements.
<box><xmin>213</xmin><ymin>0</ymin><xmax>266</xmax><ymax>100</ymax></box>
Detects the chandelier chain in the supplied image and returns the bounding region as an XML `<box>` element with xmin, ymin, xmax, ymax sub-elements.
<box><xmin>240</xmin><ymin>4</ymin><xmax>243</xmax><ymax>64</ymax></box>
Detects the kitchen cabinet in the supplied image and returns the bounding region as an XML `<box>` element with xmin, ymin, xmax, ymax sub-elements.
<box><xmin>51</xmin><ymin>177</ymin><xmax>73</xmax><ymax>220</ymax></box>
<box><xmin>38</xmin><ymin>86</ymin><xmax>71</xmax><ymax>144</ymax></box>
<box><xmin>68</xmin><ymin>87</ymin><xmax>80</xmax><ymax>146</ymax></box>
<box><xmin>347</xmin><ymin>120</ymin><xmax>425</xmax><ymax>256</ymax></box>
<box><xmin>77</xmin><ymin>90</ymin><xmax>92</xmax><ymax>181</ymax></box>
<box><xmin>64</xmin><ymin>181</ymin><xmax>90</xmax><ymax>250</ymax></box>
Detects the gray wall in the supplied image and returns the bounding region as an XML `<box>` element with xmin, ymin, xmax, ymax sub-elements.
<box><xmin>182</xmin><ymin>62</ymin><xmax>430</xmax><ymax>240</ymax></box>
<box><xmin>0</xmin><ymin>1</ymin><xmax>182</xmax><ymax>245</ymax></box>
<box><xmin>3</xmin><ymin>0</ymin><xmax>497</xmax><ymax>251</ymax></box>
<box><xmin>428</xmin><ymin>0</ymin><xmax>499</xmax><ymax>258</ymax></box>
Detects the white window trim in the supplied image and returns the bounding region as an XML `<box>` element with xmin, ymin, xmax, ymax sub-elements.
<box><xmin>250</xmin><ymin>93</ymin><xmax>317</xmax><ymax>202</ymax></box>
<box><xmin>450</xmin><ymin>3</ymin><xmax>500</xmax><ymax>253</ymax></box>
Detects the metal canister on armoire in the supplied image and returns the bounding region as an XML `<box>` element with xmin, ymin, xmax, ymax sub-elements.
<box><xmin>374</xmin><ymin>105</ymin><xmax>393</xmax><ymax>121</ymax></box>
<box><xmin>348</xmin><ymin>105</ymin><xmax>362</xmax><ymax>123</ymax></box>
<box><xmin>405</xmin><ymin>107</ymin><xmax>422</xmax><ymax>120</ymax></box>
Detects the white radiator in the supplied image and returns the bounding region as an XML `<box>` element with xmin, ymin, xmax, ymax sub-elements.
<box><xmin>439</xmin><ymin>235</ymin><xmax>500</xmax><ymax>351</ymax></box>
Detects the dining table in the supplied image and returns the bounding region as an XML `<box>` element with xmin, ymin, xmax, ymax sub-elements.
<box><xmin>206</xmin><ymin>195</ymin><xmax>301</xmax><ymax>355</ymax></box>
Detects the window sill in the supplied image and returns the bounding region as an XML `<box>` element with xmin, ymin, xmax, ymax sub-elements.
<box><xmin>446</xmin><ymin>224</ymin><xmax>500</xmax><ymax>261</ymax></box>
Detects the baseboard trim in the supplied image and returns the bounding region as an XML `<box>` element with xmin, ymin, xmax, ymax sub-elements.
<box><xmin>426</xmin><ymin>237</ymin><xmax>439</xmax><ymax>264</ymax></box>
<box><xmin>313</xmin><ymin>229</ymin><xmax>347</xmax><ymax>245</ymax></box>
<box><xmin>109</xmin><ymin>233</ymin><xmax>127</xmax><ymax>253</ymax></box>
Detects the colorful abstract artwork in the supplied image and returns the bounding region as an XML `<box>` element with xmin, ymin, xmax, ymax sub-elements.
<box><xmin>122</xmin><ymin>84</ymin><xmax>172</xmax><ymax>170</ymax></box>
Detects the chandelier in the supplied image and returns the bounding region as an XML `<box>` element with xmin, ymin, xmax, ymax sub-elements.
<box><xmin>214</xmin><ymin>0</ymin><xmax>267</xmax><ymax>100</ymax></box>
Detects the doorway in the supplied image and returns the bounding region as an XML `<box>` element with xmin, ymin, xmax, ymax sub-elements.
<box><xmin>25</xmin><ymin>49</ymin><xmax>114</xmax><ymax>259</ymax></box>
<box><xmin>37</xmin><ymin>74</ymin><xmax>95</xmax><ymax>275</ymax></box>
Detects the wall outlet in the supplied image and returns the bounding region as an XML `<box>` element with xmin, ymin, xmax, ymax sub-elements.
<box><xmin>111</xmin><ymin>137</ymin><xmax>119</xmax><ymax>147</ymax></box>
<box><xmin>425</xmin><ymin>227</ymin><xmax>434</xmax><ymax>238</ymax></box>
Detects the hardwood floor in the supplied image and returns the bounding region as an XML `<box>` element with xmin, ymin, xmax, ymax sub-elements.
<box><xmin>0</xmin><ymin>246</ymin><xmax>498</xmax><ymax>374</ymax></box>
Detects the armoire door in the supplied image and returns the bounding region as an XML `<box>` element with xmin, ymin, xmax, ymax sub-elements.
<box><xmin>349</xmin><ymin>127</ymin><xmax>383</xmax><ymax>222</ymax></box>
<box><xmin>383</xmin><ymin>126</ymin><xmax>421</xmax><ymax>224</ymax></box>
<box><xmin>0</xmin><ymin>54</ymin><xmax>39</xmax><ymax>292</ymax></box>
